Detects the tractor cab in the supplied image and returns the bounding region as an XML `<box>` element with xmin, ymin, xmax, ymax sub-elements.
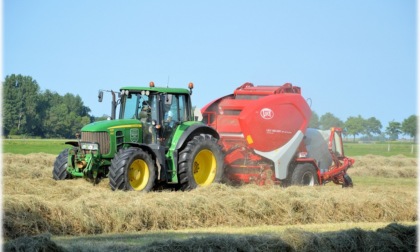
<box><xmin>118</xmin><ymin>82</ymin><xmax>194</xmax><ymax>147</ymax></box>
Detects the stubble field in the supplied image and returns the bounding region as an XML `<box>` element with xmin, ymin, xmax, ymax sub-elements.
<box><xmin>2</xmin><ymin>153</ymin><xmax>418</xmax><ymax>251</ymax></box>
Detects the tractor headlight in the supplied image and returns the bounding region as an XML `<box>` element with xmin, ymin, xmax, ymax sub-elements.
<box><xmin>81</xmin><ymin>143</ymin><xmax>99</xmax><ymax>151</ymax></box>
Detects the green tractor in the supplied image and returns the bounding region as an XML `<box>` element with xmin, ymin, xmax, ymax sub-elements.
<box><xmin>53</xmin><ymin>82</ymin><xmax>224</xmax><ymax>192</ymax></box>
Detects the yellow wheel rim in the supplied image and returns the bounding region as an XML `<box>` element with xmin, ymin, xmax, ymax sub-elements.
<box><xmin>128</xmin><ymin>159</ymin><xmax>149</xmax><ymax>191</ymax></box>
<box><xmin>193</xmin><ymin>149</ymin><xmax>217</xmax><ymax>186</ymax></box>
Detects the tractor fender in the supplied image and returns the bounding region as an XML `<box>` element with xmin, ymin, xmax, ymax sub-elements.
<box><xmin>65</xmin><ymin>141</ymin><xmax>79</xmax><ymax>147</ymax></box>
<box><xmin>121</xmin><ymin>142</ymin><xmax>165</xmax><ymax>166</ymax></box>
<box><xmin>175</xmin><ymin>123</ymin><xmax>220</xmax><ymax>150</ymax></box>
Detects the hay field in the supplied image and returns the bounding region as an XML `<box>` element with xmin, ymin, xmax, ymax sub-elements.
<box><xmin>2</xmin><ymin>153</ymin><xmax>418</xmax><ymax>250</ymax></box>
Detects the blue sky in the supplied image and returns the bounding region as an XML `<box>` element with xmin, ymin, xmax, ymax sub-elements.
<box><xmin>3</xmin><ymin>1</ymin><xmax>417</xmax><ymax>129</ymax></box>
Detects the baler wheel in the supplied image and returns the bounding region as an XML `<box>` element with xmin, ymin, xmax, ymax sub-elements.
<box><xmin>109</xmin><ymin>147</ymin><xmax>156</xmax><ymax>192</ymax></box>
<box><xmin>291</xmin><ymin>163</ymin><xmax>319</xmax><ymax>186</ymax></box>
<box><xmin>53</xmin><ymin>148</ymin><xmax>72</xmax><ymax>180</ymax></box>
<box><xmin>178</xmin><ymin>134</ymin><xmax>224</xmax><ymax>190</ymax></box>
<box><xmin>342</xmin><ymin>174</ymin><xmax>353</xmax><ymax>188</ymax></box>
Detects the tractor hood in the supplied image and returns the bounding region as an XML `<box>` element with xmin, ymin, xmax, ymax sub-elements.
<box><xmin>81</xmin><ymin>119</ymin><xmax>141</xmax><ymax>132</ymax></box>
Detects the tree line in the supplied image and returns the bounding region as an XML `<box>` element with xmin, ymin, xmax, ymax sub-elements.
<box><xmin>2</xmin><ymin>74</ymin><xmax>417</xmax><ymax>141</ymax></box>
<box><xmin>309</xmin><ymin>112</ymin><xmax>417</xmax><ymax>142</ymax></box>
<box><xmin>3</xmin><ymin>74</ymin><xmax>93</xmax><ymax>138</ymax></box>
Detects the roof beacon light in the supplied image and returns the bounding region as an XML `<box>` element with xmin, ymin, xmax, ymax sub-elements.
<box><xmin>188</xmin><ymin>82</ymin><xmax>194</xmax><ymax>95</ymax></box>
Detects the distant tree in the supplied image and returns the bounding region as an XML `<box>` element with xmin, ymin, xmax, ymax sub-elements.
<box><xmin>385</xmin><ymin>121</ymin><xmax>402</xmax><ymax>141</ymax></box>
<box><xmin>94</xmin><ymin>115</ymin><xmax>110</xmax><ymax>122</ymax></box>
<box><xmin>344</xmin><ymin>115</ymin><xmax>365</xmax><ymax>142</ymax></box>
<box><xmin>3</xmin><ymin>74</ymin><xmax>42</xmax><ymax>136</ymax></box>
<box><xmin>309</xmin><ymin>110</ymin><xmax>320</xmax><ymax>128</ymax></box>
<box><xmin>63</xmin><ymin>93</ymin><xmax>91</xmax><ymax>117</ymax></box>
<box><xmin>3</xmin><ymin>74</ymin><xmax>93</xmax><ymax>138</ymax></box>
<box><xmin>38</xmin><ymin>89</ymin><xmax>71</xmax><ymax>137</ymax></box>
<box><xmin>44</xmin><ymin>103</ymin><xmax>69</xmax><ymax>138</ymax></box>
<box><xmin>43</xmin><ymin>92</ymin><xmax>92</xmax><ymax>138</ymax></box>
<box><xmin>364</xmin><ymin>117</ymin><xmax>382</xmax><ymax>140</ymax></box>
<box><xmin>319</xmin><ymin>112</ymin><xmax>343</xmax><ymax>130</ymax></box>
<box><xmin>401</xmin><ymin>115</ymin><xmax>417</xmax><ymax>142</ymax></box>
<box><xmin>3</xmin><ymin>76</ymin><xmax>20</xmax><ymax>135</ymax></box>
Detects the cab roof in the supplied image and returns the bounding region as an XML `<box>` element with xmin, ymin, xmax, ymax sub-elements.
<box><xmin>120</xmin><ymin>86</ymin><xmax>190</xmax><ymax>94</ymax></box>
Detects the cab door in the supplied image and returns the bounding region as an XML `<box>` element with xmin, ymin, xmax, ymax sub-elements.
<box><xmin>162</xmin><ymin>94</ymin><xmax>188</xmax><ymax>146</ymax></box>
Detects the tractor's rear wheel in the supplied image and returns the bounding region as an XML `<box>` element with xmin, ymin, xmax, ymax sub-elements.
<box><xmin>291</xmin><ymin>163</ymin><xmax>319</xmax><ymax>186</ymax></box>
<box><xmin>178</xmin><ymin>134</ymin><xmax>224</xmax><ymax>190</ymax></box>
<box><xmin>109</xmin><ymin>147</ymin><xmax>156</xmax><ymax>192</ymax></box>
<box><xmin>53</xmin><ymin>148</ymin><xmax>72</xmax><ymax>180</ymax></box>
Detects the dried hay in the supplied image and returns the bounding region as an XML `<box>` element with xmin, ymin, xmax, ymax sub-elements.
<box><xmin>2</xmin><ymin>154</ymin><xmax>418</xmax><ymax>240</ymax></box>
<box><xmin>3</xmin><ymin>153</ymin><xmax>55</xmax><ymax>179</ymax></box>
<box><xmin>348</xmin><ymin>155</ymin><xmax>417</xmax><ymax>178</ymax></box>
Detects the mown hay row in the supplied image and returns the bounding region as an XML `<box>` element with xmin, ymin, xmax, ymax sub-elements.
<box><xmin>3</xmin><ymin>184</ymin><xmax>416</xmax><ymax>239</ymax></box>
<box><xmin>142</xmin><ymin>223</ymin><xmax>417</xmax><ymax>252</ymax></box>
<box><xmin>3</xmin><ymin>223</ymin><xmax>417</xmax><ymax>252</ymax></box>
<box><xmin>348</xmin><ymin>154</ymin><xmax>417</xmax><ymax>178</ymax></box>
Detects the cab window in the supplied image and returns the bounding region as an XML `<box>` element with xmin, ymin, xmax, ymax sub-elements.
<box><xmin>121</xmin><ymin>94</ymin><xmax>138</xmax><ymax>119</ymax></box>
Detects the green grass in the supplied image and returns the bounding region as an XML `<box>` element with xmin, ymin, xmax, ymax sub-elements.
<box><xmin>2</xmin><ymin>139</ymin><xmax>418</xmax><ymax>157</ymax></box>
<box><xmin>2</xmin><ymin>139</ymin><xmax>71</xmax><ymax>155</ymax></box>
<box><xmin>344</xmin><ymin>142</ymin><xmax>417</xmax><ymax>157</ymax></box>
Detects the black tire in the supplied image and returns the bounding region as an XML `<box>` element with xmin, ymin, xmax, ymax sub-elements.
<box><xmin>53</xmin><ymin>148</ymin><xmax>72</xmax><ymax>180</ymax></box>
<box><xmin>342</xmin><ymin>173</ymin><xmax>353</xmax><ymax>188</ymax></box>
<box><xmin>291</xmin><ymin>163</ymin><xmax>319</xmax><ymax>186</ymax></box>
<box><xmin>178</xmin><ymin>134</ymin><xmax>224</xmax><ymax>190</ymax></box>
<box><xmin>109</xmin><ymin>147</ymin><xmax>156</xmax><ymax>192</ymax></box>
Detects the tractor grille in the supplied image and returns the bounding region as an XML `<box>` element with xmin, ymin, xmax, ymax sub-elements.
<box><xmin>81</xmin><ymin>132</ymin><xmax>110</xmax><ymax>155</ymax></box>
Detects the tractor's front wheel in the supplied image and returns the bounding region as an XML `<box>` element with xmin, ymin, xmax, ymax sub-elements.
<box><xmin>178</xmin><ymin>134</ymin><xmax>224</xmax><ymax>190</ymax></box>
<box><xmin>53</xmin><ymin>148</ymin><xmax>72</xmax><ymax>180</ymax></box>
<box><xmin>109</xmin><ymin>147</ymin><xmax>156</xmax><ymax>192</ymax></box>
<box><xmin>291</xmin><ymin>163</ymin><xmax>319</xmax><ymax>186</ymax></box>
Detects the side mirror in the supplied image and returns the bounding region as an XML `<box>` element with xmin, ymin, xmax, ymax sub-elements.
<box><xmin>98</xmin><ymin>91</ymin><xmax>103</xmax><ymax>102</ymax></box>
